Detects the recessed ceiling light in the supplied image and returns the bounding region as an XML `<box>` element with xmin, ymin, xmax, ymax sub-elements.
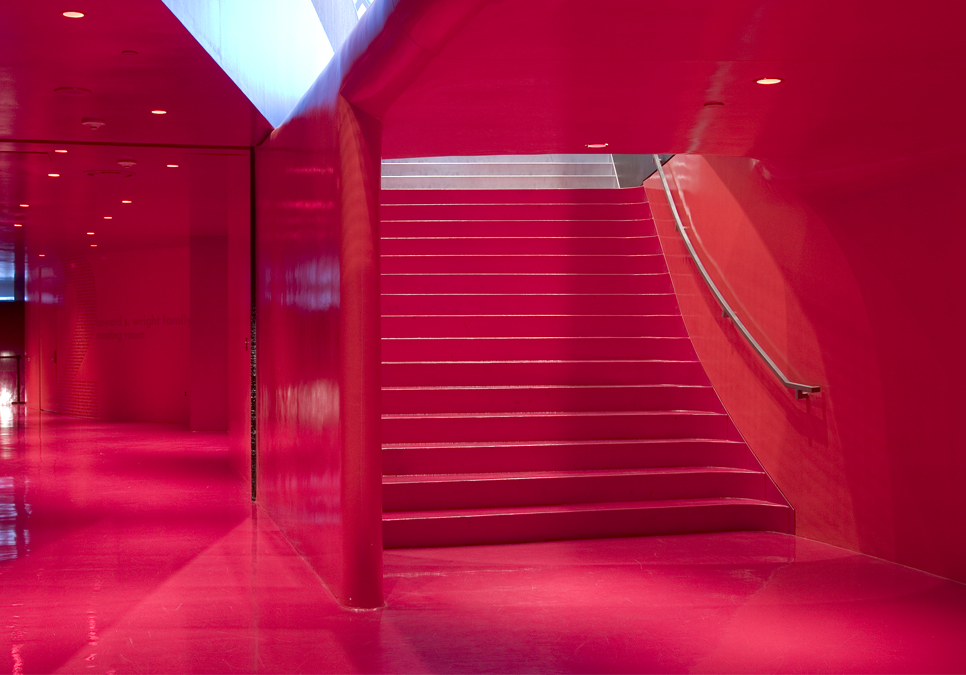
<box><xmin>54</xmin><ymin>149</ymin><xmax>68</xmax><ymax>153</ymax></box>
<box><xmin>87</xmin><ymin>232</ymin><xmax>95</xmax><ymax>235</ymax></box>
<box><xmin>90</xmin><ymin>244</ymin><xmax>97</xmax><ymax>248</ymax></box>
<box><xmin>19</xmin><ymin>204</ymin><xmax>28</xmax><ymax>208</ymax></box>
<box><xmin>151</xmin><ymin>110</ymin><xmax>167</xmax><ymax>115</ymax></box>
<box><xmin>62</xmin><ymin>11</ymin><xmax>85</xmax><ymax>18</ymax></box>
<box><xmin>166</xmin><ymin>164</ymin><xmax>179</xmax><ymax>168</ymax></box>
<box><xmin>14</xmin><ymin>224</ymin><xmax>22</xmax><ymax>227</ymax></box>
<box><xmin>103</xmin><ymin>216</ymin><xmax>112</xmax><ymax>219</ymax></box>
<box><xmin>121</xmin><ymin>200</ymin><xmax>132</xmax><ymax>204</ymax></box>
<box><xmin>39</xmin><ymin>254</ymin><xmax>45</xmax><ymax>257</ymax></box>
<box><xmin>585</xmin><ymin>143</ymin><xmax>609</xmax><ymax>149</ymax></box>
<box><xmin>756</xmin><ymin>77</ymin><xmax>783</xmax><ymax>85</ymax></box>
<box><xmin>48</xmin><ymin>173</ymin><xmax>60</xmax><ymax>177</ymax></box>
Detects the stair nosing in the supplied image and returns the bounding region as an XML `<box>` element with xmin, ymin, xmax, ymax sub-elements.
<box><xmin>382</xmin><ymin>358</ymin><xmax>699</xmax><ymax>364</ymax></box>
<box><xmin>382</xmin><ymin>497</ymin><xmax>786</xmax><ymax>521</ymax></box>
<box><xmin>383</xmin><ymin>438</ymin><xmax>745</xmax><ymax>450</ymax></box>
<box><xmin>383</xmin><ymin>467</ymin><xmax>763</xmax><ymax>483</ymax></box>
<box><xmin>382</xmin><ymin>410</ymin><xmax>726</xmax><ymax>420</ymax></box>
<box><xmin>382</xmin><ymin>383</ymin><xmax>711</xmax><ymax>391</ymax></box>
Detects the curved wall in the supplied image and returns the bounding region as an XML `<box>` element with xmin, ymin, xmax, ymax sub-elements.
<box><xmin>645</xmin><ymin>154</ymin><xmax>966</xmax><ymax>582</ymax></box>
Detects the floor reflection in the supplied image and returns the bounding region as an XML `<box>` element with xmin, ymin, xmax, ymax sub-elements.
<box><xmin>0</xmin><ymin>412</ymin><xmax>964</xmax><ymax>674</ymax></box>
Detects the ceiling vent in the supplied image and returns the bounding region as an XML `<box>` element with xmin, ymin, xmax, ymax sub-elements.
<box><xmin>55</xmin><ymin>86</ymin><xmax>91</xmax><ymax>96</ymax></box>
<box><xmin>85</xmin><ymin>169</ymin><xmax>135</xmax><ymax>178</ymax></box>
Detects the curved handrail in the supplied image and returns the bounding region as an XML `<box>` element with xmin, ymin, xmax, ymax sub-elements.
<box><xmin>652</xmin><ymin>155</ymin><xmax>821</xmax><ymax>398</ymax></box>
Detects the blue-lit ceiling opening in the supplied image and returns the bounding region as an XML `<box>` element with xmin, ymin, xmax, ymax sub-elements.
<box><xmin>162</xmin><ymin>0</ymin><xmax>365</xmax><ymax>128</ymax></box>
<box><xmin>0</xmin><ymin>246</ymin><xmax>14</xmax><ymax>302</ymax></box>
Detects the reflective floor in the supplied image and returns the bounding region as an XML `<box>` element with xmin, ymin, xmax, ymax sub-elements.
<box><xmin>2</xmin><ymin>409</ymin><xmax>965</xmax><ymax>674</ymax></box>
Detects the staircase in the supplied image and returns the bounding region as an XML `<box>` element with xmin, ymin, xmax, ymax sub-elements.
<box><xmin>381</xmin><ymin>154</ymin><xmax>619</xmax><ymax>190</ymax></box>
<box><xmin>380</xmin><ymin>187</ymin><xmax>792</xmax><ymax>548</ymax></box>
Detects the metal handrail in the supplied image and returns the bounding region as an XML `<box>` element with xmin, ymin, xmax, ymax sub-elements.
<box><xmin>652</xmin><ymin>155</ymin><xmax>820</xmax><ymax>399</ymax></box>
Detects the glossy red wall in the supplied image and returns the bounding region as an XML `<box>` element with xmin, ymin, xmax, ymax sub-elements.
<box><xmin>255</xmin><ymin>63</ymin><xmax>383</xmax><ymax>607</ymax></box>
<box><xmin>645</xmin><ymin>154</ymin><xmax>966</xmax><ymax>583</ymax></box>
<box><xmin>25</xmin><ymin>248</ymin><xmax>191</xmax><ymax>422</ymax></box>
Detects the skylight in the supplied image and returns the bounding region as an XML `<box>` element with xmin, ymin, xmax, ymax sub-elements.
<box><xmin>162</xmin><ymin>0</ymin><xmax>337</xmax><ymax>127</ymax></box>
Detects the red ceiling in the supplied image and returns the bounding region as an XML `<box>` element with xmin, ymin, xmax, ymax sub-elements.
<box><xmin>372</xmin><ymin>0</ymin><xmax>966</xmax><ymax>174</ymax></box>
<box><xmin>0</xmin><ymin>0</ymin><xmax>270</xmax><ymax>254</ymax></box>
<box><xmin>5</xmin><ymin>0</ymin><xmax>966</xmax><ymax>253</ymax></box>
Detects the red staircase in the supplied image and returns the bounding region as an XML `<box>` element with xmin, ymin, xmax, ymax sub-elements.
<box><xmin>380</xmin><ymin>188</ymin><xmax>791</xmax><ymax>548</ymax></box>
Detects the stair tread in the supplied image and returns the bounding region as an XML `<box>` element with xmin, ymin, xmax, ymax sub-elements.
<box><xmin>383</xmin><ymin>292</ymin><xmax>674</xmax><ymax>296</ymax></box>
<box><xmin>383</xmin><ymin>358</ymin><xmax>698</xmax><ymax>363</ymax></box>
<box><xmin>383</xmin><ymin>383</ymin><xmax>711</xmax><ymax>390</ymax></box>
<box><xmin>383</xmin><ymin>253</ymin><xmax>664</xmax><ymax>257</ymax></box>
<box><xmin>384</xmin><ymin>467</ymin><xmax>762</xmax><ymax>483</ymax></box>
<box><xmin>382</xmin><ymin>235</ymin><xmax>657</xmax><ymax>239</ymax></box>
<box><xmin>383</xmin><ymin>438</ymin><xmax>745</xmax><ymax>449</ymax></box>
<box><xmin>383</xmin><ymin>497</ymin><xmax>786</xmax><ymax>520</ymax></box>
<box><xmin>383</xmin><ymin>410</ymin><xmax>724</xmax><ymax>420</ymax></box>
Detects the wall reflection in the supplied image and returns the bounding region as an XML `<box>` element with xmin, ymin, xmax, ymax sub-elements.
<box><xmin>0</xmin><ymin>476</ymin><xmax>30</xmax><ymax>562</ymax></box>
<box><xmin>0</xmin><ymin>404</ymin><xmax>29</xmax><ymax>563</ymax></box>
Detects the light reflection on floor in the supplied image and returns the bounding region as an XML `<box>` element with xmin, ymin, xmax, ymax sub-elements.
<box><xmin>1</xmin><ymin>409</ymin><xmax>965</xmax><ymax>674</ymax></box>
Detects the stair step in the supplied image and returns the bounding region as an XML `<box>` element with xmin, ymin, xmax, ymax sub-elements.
<box><xmin>381</xmin><ymin>273</ymin><xmax>673</xmax><ymax>294</ymax></box>
<box><xmin>381</xmin><ymin>235</ymin><xmax>662</xmax><ymax>255</ymax></box>
<box><xmin>382</xmin><ymin>337</ymin><xmax>696</xmax><ymax>362</ymax></box>
<box><xmin>381</xmin><ymin>410</ymin><xmax>728</xmax><ymax>444</ymax></box>
<box><xmin>383</xmin><ymin>467</ymin><xmax>767</xmax><ymax>511</ymax></box>
<box><xmin>382</xmin><ymin>160</ymin><xmax>618</xmax><ymax>177</ymax></box>
<box><xmin>383</xmin><ymin>384</ymin><xmax>716</xmax><ymax>414</ymax></box>
<box><xmin>382</xmin><ymin>359</ymin><xmax>706</xmax><ymax>387</ymax></box>
<box><xmin>383</xmin><ymin>175</ymin><xmax>621</xmax><ymax>190</ymax></box>
<box><xmin>380</xmin><ymin>219</ymin><xmax>656</xmax><ymax>238</ymax></box>
<box><xmin>382</xmin><ymin>314</ymin><xmax>688</xmax><ymax>338</ymax></box>
<box><xmin>382</xmin><ymin>253</ymin><xmax>669</xmax><ymax>274</ymax></box>
<box><xmin>382</xmin><ymin>439</ymin><xmax>749</xmax><ymax>474</ymax></box>
<box><xmin>380</xmin><ymin>187</ymin><xmax>647</xmax><ymax>206</ymax></box>
<box><xmin>381</xmin><ymin>203</ymin><xmax>645</xmax><ymax>221</ymax></box>
<box><xmin>382</xmin><ymin>293</ymin><xmax>679</xmax><ymax>315</ymax></box>
<box><xmin>382</xmin><ymin>498</ymin><xmax>793</xmax><ymax>548</ymax></box>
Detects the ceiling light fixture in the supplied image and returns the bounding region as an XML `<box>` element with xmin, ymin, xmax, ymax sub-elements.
<box><xmin>14</xmin><ymin>224</ymin><xmax>22</xmax><ymax>228</ymax></box>
<box><xmin>87</xmin><ymin>232</ymin><xmax>95</xmax><ymax>235</ymax></box>
<box><xmin>48</xmin><ymin>173</ymin><xmax>60</xmax><ymax>177</ymax></box>
<box><xmin>81</xmin><ymin>118</ymin><xmax>106</xmax><ymax>130</ymax></box>
<box><xmin>62</xmin><ymin>11</ymin><xmax>85</xmax><ymax>18</ymax></box>
<box><xmin>151</xmin><ymin>110</ymin><xmax>167</xmax><ymax>115</ymax></box>
<box><xmin>166</xmin><ymin>164</ymin><xmax>179</xmax><ymax>168</ymax></box>
<box><xmin>54</xmin><ymin>86</ymin><xmax>92</xmax><ymax>97</ymax></box>
<box><xmin>55</xmin><ymin>149</ymin><xmax>68</xmax><ymax>153</ymax></box>
<box><xmin>585</xmin><ymin>143</ymin><xmax>609</xmax><ymax>149</ymax></box>
<box><xmin>39</xmin><ymin>254</ymin><xmax>45</xmax><ymax>257</ymax></box>
<box><xmin>121</xmin><ymin>200</ymin><xmax>132</xmax><ymax>204</ymax></box>
<box><xmin>103</xmin><ymin>216</ymin><xmax>112</xmax><ymax>219</ymax></box>
<box><xmin>90</xmin><ymin>244</ymin><xmax>97</xmax><ymax>248</ymax></box>
<box><xmin>19</xmin><ymin>204</ymin><xmax>28</xmax><ymax>208</ymax></box>
<box><xmin>756</xmin><ymin>77</ymin><xmax>783</xmax><ymax>85</ymax></box>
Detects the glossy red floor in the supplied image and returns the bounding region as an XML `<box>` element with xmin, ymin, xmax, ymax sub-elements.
<box><xmin>2</xmin><ymin>409</ymin><xmax>965</xmax><ymax>674</ymax></box>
